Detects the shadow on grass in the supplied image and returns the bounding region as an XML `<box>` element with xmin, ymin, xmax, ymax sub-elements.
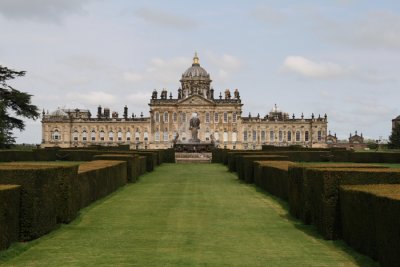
<box><xmin>246</xmin><ymin>182</ymin><xmax>380</xmax><ymax>267</ymax></box>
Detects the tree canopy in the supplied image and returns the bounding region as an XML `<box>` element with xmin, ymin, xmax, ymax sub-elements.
<box><xmin>0</xmin><ymin>65</ymin><xmax>39</xmax><ymax>148</ymax></box>
<box><xmin>389</xmin><ymin>122</ymin><xmax>400</xmax><ymax>149</ymax></box>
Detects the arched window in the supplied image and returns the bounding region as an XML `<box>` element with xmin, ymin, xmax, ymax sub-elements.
<box><xmin>243</xmin><ymin>131</ymin><xmax>248</xmax><ymax>142</ymax></box>
<box><xmin>155</xmin><ymin>131</ymin><xmax>160</xmax><ymax>141</ymax></box>
<box><xmin>232</xmin><ymin>132</ymin><xmax>237</xmax><ymax>142</ymax></box>
<box><xmin>279</xmin><ymin>130</ymin><xmax>283</xmax><ymax>142</ymax></box>
<box><xmin>52</xmin><ymin>130</ymin><xmax>61</xmax><ymax>141</ymax></box>
<box><xmin>287</xmin><ymin>131</ymin><xmax>292</xmax><ymax>142</ymax></box>
<box><xmin>164</xmin><ymin>112</ymin><xmax>168</xmax><ymax>122</ymax></box>
<box><xmin>214</xmin><ymin>112</ymin><xmax>219</xmax><ymax>123</ymax></box>
<box><xmin>163</xmin><ymin>131</ymin><xmax>168</xmax><ymax>141</ymax></box>
<box><xmin>91</xmin><ymin>130</ymin><xmax>96</xmax><ymax>141</ymax></box>
<box><xmin>100</xmin><ymin>130</ymin><xmax>105</xmax><ymax>141</ymax></box>
<box><xmin>108</xmin><ymin>131</ymin><xmax>114</xmax><ymax>141</ymax></box>
<box><xmin>223</xmin><ymin>112</ymin><xmax>228</xmax><ymax>123</ymax></box>
<box><xmin>117</xmin><ymin>131</ymin><xmax>122</xmax><ymax>141</ymax></box>
<box><xmin>82</xmin><ymin>130</ymin><xmax>87</xmax><ymax>141</ymax></box>
<box><xmin>223</xmin><ymin>131</ymin><xmax>228</xmax><ymax>142</ymax></box>
<box><xmin>126</xmin><ymin>131</ymin><xmax>131</xmax><ymax>141</ymax></box>
<box><xmin>296</xmin><ymin>131</ymin><xmax>301</xmax><ymax>142</ymax></box>
<box><xmin>205</xmin><ymin>112</ymin><xmax>210</xmax><ymax>123</ymax></box>
<box><xmin>305</xmin><ymin>131</ymin><xmax>309</xmax><ymax>142</ymax></box>
<box><xmin>252</xmin><ymin>130</ymin><xmax>257</xmax><ymax>142</ymax></box>
<box><xmin>155</xmin><ymin>112</ymin><xmax>160</xmax><ymax>122</ymax></box>
<box><xmin>144</xmin><ymin>131</ymin><xmax>149</xmax><ymax>141</ymax></box>
<box><xmin>173</xmin><ymin>112</ymin><xmax>177</xmax><ymax>122</ymax></box>
<box><xmin>135</xmin><ymin>131</ymin><xmax>140</xmax><ymax>141</ymax></box>
<box><xmin>232</xmin><ymin>112</ymin><xmax>237</xmax><ymax>123</ymax></box>
<box><xmin>72</xmin><ymin>130</ymin><xmax>79</xmax><ymax>141</ymax></box>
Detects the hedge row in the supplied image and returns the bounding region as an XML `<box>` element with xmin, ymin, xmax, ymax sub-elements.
<box><xmin>93</xmin><ymin>154</ymin><xmax>140</xmax><ymax>183</ymax></box>
<box><xmin>0</xmin><ymin>164</ymin><xmax>79</xmax><ymax>241</ymax></box>
<box><xmin>253</xmin><ymin>161</ymin><xmax>293</xmax><ymax>200</ymax></box>
<box><xmin>236</xmin><ymin>155</ymin><xmax>288</xmax><ymax>183</ymax></box>
<box><xmin>340</xmin><ymin>184</ymin><xmax>400</xmax><ymax>267</ymax></box>
<box><xmin>0</xmin><ymin>185</ymin><xmax>20</xmax><ymax>250</ymax></box>
<box><xmin>76</xmin><ymin>160</ymin><xmax>127</xmax><ymax>210</ymax></box>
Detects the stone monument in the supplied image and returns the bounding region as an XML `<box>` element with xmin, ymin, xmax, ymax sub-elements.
<box><xmin>189</xmin><ymin>112</ymin><xmax>200</xmax><ymax>143</ymax></box>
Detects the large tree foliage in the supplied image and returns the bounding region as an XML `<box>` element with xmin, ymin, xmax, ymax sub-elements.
<box><xmin>0</xmin><ymin>65</ymin><xmax>39</xmax><ymax>148</ymax></box>
<box><xmin>389</xmin><ymin>123</ymin><xmax>400</xmax><ymax>149</ymax></box>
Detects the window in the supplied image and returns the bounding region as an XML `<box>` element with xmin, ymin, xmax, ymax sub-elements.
<box><xmin>173</xmin><ymin>112</ymin><xmax>177</xmax><ymax>122</ymax></box>
<box><xmin>261</xmin><ymin>131</ymin><xmax>266</xmax><ymax>142</ymax></box>
<box><xmin>305</xmin><ymin>131</ymin><xmax>309</xmax><ymax>142</ymax></box>
<box><xmin>163</xmin><ymin>131</ymin><xmax>168</xmax><ymax>141</ymax></box>
<box><xmin>108</xmin><ymin>131</ymin><xmax>114</xmax><ymax>141</ymax></box>
<box><xmin>52</xmin><ymin>130</ymin><xmax>61</xmax><ymax>141</ymax></box>
<box><xmin>73</xmin><ymin>130</ymin><xmax>78</xmax><ymax>141</ymax></box>
<box><xmin>296</xmin><ymin>131</ymin><xmax>301</xmax><ymax>142</ymax></box>
<box><xmin>126</xmin><ymin>132</ymin><xmax>131</xmax><ymax>141</ymax></box>
<box><xmin>232</xmin><ymin>112</ymin><xmax>237</xmax><ymax>123</ymax></box>
<box><xmin>287</xmin><ymin>131</ymin><xmax>292</xmax><ymax>142</ymax></box>
<box><xmin>232</xmin><ymin>132</ymin><xmax>237</xmax><ymax>142</ymax></box>
<box><xmin>164</xmin><ymin>112</ymin><xmax>168</xmax><ymax>123</ymax></box>
<box><xmin>100</xmin><ymin>131</ymin><xmax>105</xmax><ymax>141</ymax></box>
<box><xmin>214</xmin><ymin>112</ymin><xmax>219</xmax><ymax>123</ymax></box>
<box><xmin>155</xmin><ymin>131</ymin><xmax>160</xmax><ymax>141</ymax></box>
<box><xmin>135</xmin><ymin>131</ymin><xmax>140</xmax><ymax>141</ymax></box>
<box><xmin>182</xmin><ymin>132</ymin><xmax>187</xmax><ymax>141</ymax></box>
<box><xmin>144</xmin><ymin>131</ymin><xmax>148</xmax><ymax>141</ymax></box>
<box><xmin>205</xmin><ymin>130</ymin><xmax>210</xmax><ymax>141</ymax></box>
<box><xmin>214</xmin><ymin>132</ymin><xmax>219</xmax><ymax>141</ymax></box>
<box><xmin>243</xmin><ymin>131</ymin><xmax>248</xmax><ymax>142</ymax></box>
<box><xmin>181</xmin><ymin>113</ymin><xmax>186</xmax><ymax>122</ymax></box>
<box><xmin>205</xmin><ymin>112</ymin><xmax>210</xmax><ymax>123</ymax></box>
<box><xmin>155</xmin><ymin>112</ymin><xmax>159</xmax><ymax>122</ymax></box>
<box><xmin>91</xmin><ymin>130</ymin><xmax>96</xmax><ymax>141</ymax></box>
<box><xmin>270</xmin><ymin>131</ymin><xmax>274</xmax><ymax>142</ymax></box>
<box><xmin>252</xmin><ymin>130</ymin><xmax>257</xmax><ymax>142</ymax></box>
<box><xmin>223</xmin><ymin>112</ymin><xmax>228</xmax><ymax>123</ymax></box>
<box><xmin>223</xmin><ymin>131</ymin><xmax>228</xmax><ymax>142</ymax></box>
<box><xmin>117</xmin><ymin>131</ymin><xmax>122</xmax><ymax>141</ymax></box>
<box><xmin>279</xmin><ymin>131</ymin><xmax>283</xmax><ymax>142</ymax></box>
<box><xmin>82</xmin><ymin>130</ymin><xmax>87</xmax><ymax>141</ymax></box>
<box><xmin>318</xmin><ymin>131</ymin><xmax>322</xmax><ymax>141</ymax></box>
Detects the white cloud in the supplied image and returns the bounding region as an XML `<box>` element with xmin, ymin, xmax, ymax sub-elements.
<box><xmin>206</xmin><ymin>53</ymin><xmax>242</xmax><ymax>81</ymax></box>
<box><xmin>123</xmin><ymin>72</ymin><xmax>143</xmax><ymax>82</ymax></box>
<box><xmin>134</xmin><ymin>7</ymin><xmax>197</xmax><ymax>29</ymax></box>
<box><xmin>250</xmin><ymin>6</ymin><xmax>287</xmax><ymax>24</ymax></box>
<box><xmin>281</xmin><ymin>56</ymin><xmax>353</xmax><ymax>79</ymax></box>
<box><xmin>66</xmin><ymin>91</ymin><xmax>117</xmax><ymax>106</ymax></box>
<box><xmin>0</xmin><ymin>0</ymin><xmax>92</xmax><ymax>22</ymax></box>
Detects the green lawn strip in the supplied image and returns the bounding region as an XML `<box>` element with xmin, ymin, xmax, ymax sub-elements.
<box><xmin>0</xmin><ymin>164</ymin><xmax>378</xmax><ymax>266</ymax></box>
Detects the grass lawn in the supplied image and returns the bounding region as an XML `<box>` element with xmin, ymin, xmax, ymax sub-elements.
<box><xmin>0</xmin><ymin>164</ymin><xmax>378</xmax><ymax>266</ymax></box>
<box><xmin>298</xmin><ymin>162</ymin><xmax>400</xmax><ymax>168</ymax></box>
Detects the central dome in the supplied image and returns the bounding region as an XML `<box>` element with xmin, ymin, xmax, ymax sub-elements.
<box><xmin>182</xmin><ymin>53</ymin><xmax>209</xmax><ymax>78</ymax></box>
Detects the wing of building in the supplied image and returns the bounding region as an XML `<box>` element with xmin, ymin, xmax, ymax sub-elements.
<box><xmin>41</xmin><ymin>53</ymin><xmax>328</xmax><ymax>149</ymax></box>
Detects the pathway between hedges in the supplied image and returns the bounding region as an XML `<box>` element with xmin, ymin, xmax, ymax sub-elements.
<box><xmin>0</xmin><ymin>164</ymin><xmax>377</xmax><ymax>267</ymax></box>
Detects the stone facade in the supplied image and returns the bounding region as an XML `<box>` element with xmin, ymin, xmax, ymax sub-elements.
<box><xmin>41</xmin><ymin>54</ymin><xmax>328</xmax><ymax>149</ymax></box>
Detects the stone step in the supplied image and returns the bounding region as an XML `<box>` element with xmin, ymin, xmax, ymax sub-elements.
<box><xmin>175</xmin><ymin>158</ymin><xmax>211</xmax><ymax>164</ymax></box>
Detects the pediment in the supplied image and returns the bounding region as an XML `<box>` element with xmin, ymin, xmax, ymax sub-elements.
<box><xmin>178</xmin><ymin>95</ymin><xmax>215</xmax><ymax>106</ymax></box>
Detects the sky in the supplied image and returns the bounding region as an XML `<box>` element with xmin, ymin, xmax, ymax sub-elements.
<box><xmin>1</xmin><ymin>0</ymin><xmax>399</xmax><ymax>144</ymax></box>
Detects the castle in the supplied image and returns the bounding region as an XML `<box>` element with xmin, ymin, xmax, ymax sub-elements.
<box><xmin>41</xmin><ymin>53</ymin><xmax>328</xmax><ymax>149</ymax></box>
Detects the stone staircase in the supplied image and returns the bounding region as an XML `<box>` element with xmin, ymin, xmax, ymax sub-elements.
<box><xmin>175</xmin><ymin>152</ymin><xmax>212</xmax><ymax>163</ymax></box>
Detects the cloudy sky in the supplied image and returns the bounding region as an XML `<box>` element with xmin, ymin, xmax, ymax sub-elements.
<box><xmin>1</xmin><ymin>0</ymin><xmax>399</xmax><ymax>143</ymax></box>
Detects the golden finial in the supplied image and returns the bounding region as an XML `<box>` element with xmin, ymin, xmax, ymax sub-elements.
<box><xmin>193</xmin><ymin>51</ymin><xmax>199</xmax><ymax>65</ymax></box>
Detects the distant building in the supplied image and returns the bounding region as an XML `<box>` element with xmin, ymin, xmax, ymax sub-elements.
<box><xmin>392</xmin><ymin>115</ymin><xmax>400</xmax><ymax>130</ymax></box>
<box><xmin>41</xmin><ymin>53</ymin><xmax>328</xmax><ymax>149</ymax></box>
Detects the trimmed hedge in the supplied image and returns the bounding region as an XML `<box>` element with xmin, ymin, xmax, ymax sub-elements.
<box><xmin>237</xmin><ymin>155</ymin><xmax>288</xmax><ymax>183</ymax></box>
<box><xmin>340</xmin><ymin>184</ymin><xmax>400</xmax><ymax>267</ymax></box>
<box><xmin>0</xmin><ymin>164</ymin><xmax>79</xmax><ymax>241</ymax></box>
<box><xmin>93</xmin><ymin>154</ymin><xmax>139</xmax><ymax>183</ymax></box>
<box><xmin>0</xmin><ymin>185</ymin><xmax>20</xmax><ymax>250</ymax></box>
<box><xmin>0</xmin><ymin>150</ymin><xmax>34</xmax><ymax>162</ymax></box>
<box><xmin>301</xmin><ymin>167</ymin><xmax>400</xmax><ymax>240</ymax></box>
<box><xmin>254</xmin><ymin>161</ymin><xmax>294</xmax><ymax>200</ymax></box>
<box><xmin>288</xmin><ymin>163</ymin><xmax>389</xmax><ymax>224</ymax></box>
<box><xmin>77</xmin><ymin>160</ymin><xmax>127</xmax><ymax>210</ymax></box>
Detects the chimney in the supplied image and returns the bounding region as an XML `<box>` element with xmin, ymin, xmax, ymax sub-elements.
<box><xmin>123</xmin><ymin>105</ymin><xmax>128</xmax><ymax>119</ymax></box>
<box><xmin>97</xmin><ymin>106</ymin><xmax>102</xmax><ymax>118</ymax></box>
<box><xmin>104</xmin><ymin>108</ymin><xmax>110</xmax><ymax>118</ymax></box>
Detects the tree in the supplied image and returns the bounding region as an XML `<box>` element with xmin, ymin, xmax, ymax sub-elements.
<box><xmin>389</xmin><ymin>123</ymin><xmax>400</xmax><ymax>149</ymax></box>
<box><xmin>0</xmin><ymin>65</ymin><xmax>39</xmax><ymax>148</ymax></box>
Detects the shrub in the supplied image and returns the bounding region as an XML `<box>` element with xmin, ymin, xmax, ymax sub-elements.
<box><xmin>0</xmin><ymin>150</ymin><xmax>34</xmax><ymax>162</ymax></box>
<box><xmin>340</xmin><ymin>184</ymin><xmax>400</xmax><ymax>267</ymax></box>
<box><xmin>237</xmin><ymin>155</ymin><xmax>288</xmax><ymax>183</ymax></box>
<box><xmin>0</xmin><ymin>185</ymin><xmax>20</xmax><ymax>250</ymax></box>
<box><xmin>93</xmin><ymin>154</ymin><xmax>140</xmax><ymax>183</ymax></box>
<box><xmin>0</xmin><ymin>164</ymin><xmax>79</xmax><ymax>241</ymax></box>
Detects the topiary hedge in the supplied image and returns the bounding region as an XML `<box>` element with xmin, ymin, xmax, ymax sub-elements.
<box><xmin>0</xmin><ymin>164</ymin><xmax>79</xmax><ymax>241</ymax></box>
<box><xmin>340</xmin><ymin>184</ymin><xmax>400</xmax><ymax>267</ymax></box>
<box><xmin>93</xmin><ymin>154</ymin><xmax>139</xmax><ymax>183</ymax></box>
<box><xmin>0</xmin><ymin>150</ymin><xmax>34</xmax><ymax>162</ymax></box>
<box><xmin>0</xmin><ymin>185</ymin><xmax>20</xmax><ymax>250</ymax></box>
<box><xmin>302</xmin><ymin>167</ymin><xmax>400</xmax><ymax>240</ymax></box>
<box><xmin>138</xmin><ymin>156</ymin><xmax>147</xmax><ymax>176</ymax></box>
<box><xmin>76</xmin><ymin>160</ymin><xmax>127</xmax><ymax>210</ymax></box>
<box><xmin>237</xmin><ymin>155</ymin><xmax>288</xmax><ymax>183</ymax></box>
<box><xmin>254</xmin><ymin>161</ymin><xmax>294</xmax><ymax>200</ymax></box>
<box><xmin>288</xmin><ymin>163</ymin><xmax>389</xmax><ymax>224</ymax></box>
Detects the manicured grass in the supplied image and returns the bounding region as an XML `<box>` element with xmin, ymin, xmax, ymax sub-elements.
<box><xmin>0</xmin><ymin>164</ymin><xmax>378</xmax><ymax>266</ymax></box>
